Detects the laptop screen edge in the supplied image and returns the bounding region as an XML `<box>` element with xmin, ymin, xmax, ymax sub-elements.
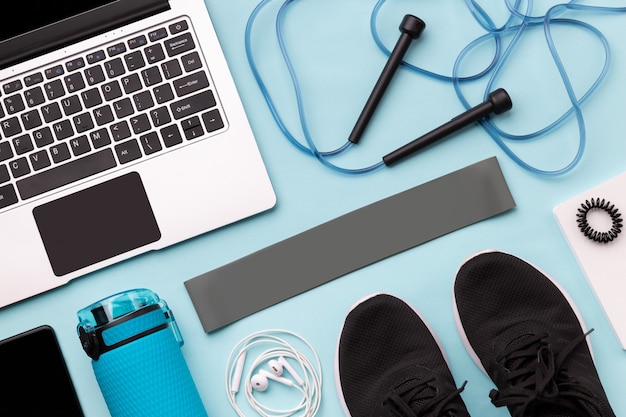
<box><xmin>0</xmin><ymin>0</ymin><xmax>170</xmax><ymax>70</ymax></box>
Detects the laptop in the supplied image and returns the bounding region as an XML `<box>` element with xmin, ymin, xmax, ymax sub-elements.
<box><xmin>0</xmin><ymin>0</ymin><xmax>276</xmax><ymax>308</ymax></box>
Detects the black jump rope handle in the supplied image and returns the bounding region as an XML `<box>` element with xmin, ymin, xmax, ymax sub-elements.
<box><xmin>382</xmin><ymin>88</ymin><xmax>512</xmax><ymax>166</ymax></box>
<box><xmin>348</xmin><ymin>15</ymin><xmax>425</xmax><ymax>145</ymax></box>
<box><xmin>348</xmin><ymin>14</ymin><xmax>513</xmax><ymax>167</ymax></box>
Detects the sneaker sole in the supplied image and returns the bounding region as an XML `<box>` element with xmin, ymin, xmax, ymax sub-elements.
<box><xmin>334</xmin><ymin>292</ymin><xmax>452</xmax><ymax>417</ymax></box>
<box><xmin>451</xmin><ymin>249</ymin><xmax>593</xmax><ymax>375</ymax></box>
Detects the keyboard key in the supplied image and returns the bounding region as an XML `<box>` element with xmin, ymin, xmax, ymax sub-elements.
<box><xmin>44</xmin><ymin>79</ymin><xmax>65</xmax><ymax>100</ymax></box>
<box><xmin>64</xmin><ymin>72</ymin><xmax>86</xmax><ymax>93</ymax></box>
<box><xmin>121</xmin><ymin>73</ymin><xmax>142</xmax><ymax>95</ymax></box>
<box><xmin>141</xmin><ymin>66</ymin><xmax>162</xmax><ymax>87</ymax></box>
<box><xmin>133</xmin><ymin>91</ymin><xmax>154</xmax><ymax>111</ymax></box>
<box><xmin>33</xmin><ymin>127</ymin><xmax>54</xmax><ymax>147</ymax></box>
<box><xmin>85</xmin><ymin>65</ymin><xmax>106</xmax><ymax>86</ymax></box>
<box><xmin>124</xmin><ymin>51</ymin><xmax>145</xmax><ymax>71</ymax></box>
<box><xmin>130</xmin><ymin>113</ymin><xmax>151</xmax><ymax>135</ymax></box>
<box><xmin>173</xmin><ymin>71</ymin><xmax>209</xmax><ymax>97</ymax></box>
<box><xmin>150</xmin><ymin>106</ymin><xmax>171</xmax><ymax>127</ymax></box>
<box><xmin>45</xmin><ymin>65</ymin><xmax>64</xmax><ymax>79</ymax></box>
<box><xmin>66</xmin><ymin>57</ymin><xmax>86</xmax><ymax>72</ymax></box>
<box><xmin>144</xmin><ymin>44</ymin><xmax>165</xmax><ymax>64</ymax></box>
<box><xmin>115</xmin><ymin>139</ymin><xmax>142</xmax><ymax>164</ymax></box>
<box><xmin>86</xmin><ymin>50</ymin><xmax>106</xmax><ymax>64</ymax></box>
<box><xmin>0</xmin><ymin>184</ymin><xmax>18</xmax><ymax>209</ymax></box>
<box><xmin>104</xmin><ymin>58</ymin><xmax>125</xmax><ymax>78</ymax></box>
<box><xmin>50</xmin><ymin>142</ymin><xmax>71</xmax><ymax>163</ymax></box>
<box><xmin>3</xmin><ymin>80</ymin><xmax>22</xmax><ymax>94</ymax></box>
<box><xmin>110</xmin><ymin>120</ymin><xmax>131</xmax><ymax>141</ymax></box>
<box><xmin>203</xmin><ymin>109</ymin><xmax>224</xmax><ymax>133</ymax></box>
<box><xmin>81</xmin><ymin>88</ymin><xmax>103</xmax><ymax>108</ymax></box>
<box><xmin>90</xmin><ymin>128</ymin><xmax>111</xmax><ymax>149</ymax></box>
<box><xmin>12</xmin><ymin>134</ymin><xmax>34</xmax><ymax>155</ymax></box>
<box><xmin>93</xmin><ymin>105</ymin><xmax>114</xmax><ymax>126</ymax></box>
<box><xmin>181</xmin><ymin>116</ymin><xmax>201</xmax><ymax>131</ymax></box>
<box><xmin>20</xmin><ymin>110</ymin><xmax>42</xmax><ymax>130</ymax></box>
<box><xmin>153</xmin><ymin>84</ymin><xmax>174</xmax><ymax>104</ymax></box>
<box><xmin>61</xmin><ymin>95</ymin><xmax>82</xmax><ymax>116</ymax></box>
<box><xmin>139</xmin><ymin>132</ymin><xmax>162</xmax><ymax>155</ymax></box>
<box><xmin>41</xmin><ymin>103</ymin><xmax>63</xmax><ymax>123</ymax></box>
<box><xmin>9</xmin><ymin>157</ymin><xmax>30</xmax><ymax>178</ymax></box>
<box><xmin>128</xmin><ymin>35</ymin><xmax>148</xmax><ymax>49</ymax></box>
<box><xmin>165</xmin><ymin>33</ymin><xmax>196</xmax><ymax>57</ymax></box>
<box><xmin>69</xmin><ymin>135</ymin><xmax>91</xmax><ymax>157</ymax></box>
<box><xmin>182</xmin><ymin>116</ymin><xmax>203</xmax><ymax>140</ymax></box>
<box><xmin>24</xmin><ymin>86</ymin><xmax>45</xmax><ymax>107</ymax></box>
<box><xmin>160</xmin><ymin>124</ymin><xmax>182</xmax><ymax>148</ymax></box>
<box><xmin>161</xmin><ymin>60</ymin><xmax>182</xmax><ymax>79</ymax></box>
<box><xmin>169</xmin><ymin>20</ymin><xmax>188</xmax><ymax>35</ymax></box>
<box><xmin>0</xmin><ymin>164</ymin><xmax>9</xmax><ymax>183</ymax></box>
<box><xmin>24</xmin><ymin>72</ymin><xmax>44</xmax><ymax>87</ymax></box>
<box><xmin>181</xmin><ymin>52</ymin><xmax>202</xmax><ymax>72</ymax></box>
<box><xmin>52</xmin><ymin>120</ymin><xmax>74</xmax><ymax>141</ymax></box>
<box><xmin>107</xmin><ymin>43</ymin><xmax>127</xmax><ymax>57</ymax></box>
<box><xmin>113</xmin><ymin>97</ymin><xmax>134</xmax><ymax>118</ymax></box>
<box><xmin>1</xmin><ymin>117</ymin><xmax>22</xmax><ymax>138</ymax></box>
<box><xmin>170</xmin><ymin>90</ymin><xmax>216</xmax><ymax>120</ymax></box>
<box><xmin>0</xmin><ymin>141</ymin><xmax>14</xmax><ymax>162</ymax></box>
<box><xmin>73</xmin><ymin>112</ymin><xmax>94</xmax><ymax>133</ymax></box>
<box><xmin>17</xmin><ymin>148</ymin><xmax>117</xmax><ymax>200</ymax></box>
<box><xmin>4</xmin><ymin>94</ymin><xmax>25</xmax><ymax>114</ymax></box>
<box><xmin>29</xmin><ymin>150</ymin><xmax>51</xmax><ymax>171</ymax></box>
<box><xmin>102</xmin><ymin>80</ymin><xmax>123</xmax><ymax>101</ymax></box>
<box><xmin>149</xmin><ymin>28</ymin><xmax>168</xmax><ymax>42</ymax></box>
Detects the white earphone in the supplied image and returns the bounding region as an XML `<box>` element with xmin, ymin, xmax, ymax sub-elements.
<box><xmin>251</xmin><ymin>369</ymin><xmax>294</xmax><ymax>391</ymax></box>
<box><xmin>269</xmin><ymin>355</ymin><xmax>305</xmax><ymax>386</ymax></box>
<box><xmin>225</xmin><ymin>329</ymin><xmax>322</xmax><ymax>417</ymax></box>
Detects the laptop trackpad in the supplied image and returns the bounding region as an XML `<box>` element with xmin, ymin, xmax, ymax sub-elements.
<box><xmin>33</xmin><ymin>172</ymin><xmax>161</xmax><ymax>277</ymax></box>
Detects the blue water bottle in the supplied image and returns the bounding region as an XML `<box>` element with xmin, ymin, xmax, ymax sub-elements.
<box><xmin>77</xmin><ymin>288</ymin><xmax>208</xmax><ymax>417</ymax></box>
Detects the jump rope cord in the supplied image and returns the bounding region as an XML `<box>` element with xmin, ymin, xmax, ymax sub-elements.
<box><xmin>245</xmin><ymin>0</ymin><xmax>626</xmax><ymax>176</ymax></box>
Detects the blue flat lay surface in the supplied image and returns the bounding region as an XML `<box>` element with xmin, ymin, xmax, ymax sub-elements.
<box><xmin>1</xmin><ymin>1</ymin><xmax>626</xmax><ymax>416</ymax></box>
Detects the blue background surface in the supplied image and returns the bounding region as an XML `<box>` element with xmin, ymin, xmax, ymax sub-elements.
<box><xmin>1</xmin><ymin>1</ymin><xmax>625</xmax><ymax>416</ymax></box>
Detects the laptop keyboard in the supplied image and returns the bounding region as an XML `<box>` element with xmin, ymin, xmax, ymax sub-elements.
<box><xmin>0</xmin><ymin>16</ymin><xmax>226</xmax><ymax>210</ymax></box>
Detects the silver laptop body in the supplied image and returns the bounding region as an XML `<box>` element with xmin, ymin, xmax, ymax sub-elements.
<box><xmin>0</xmin><ymin>0</ymin><xmax>276</xmax><ymax>308</ymax></box>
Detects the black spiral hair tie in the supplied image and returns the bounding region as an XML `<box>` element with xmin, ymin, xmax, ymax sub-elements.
<box><xmin>576</xmin><ymin>198</ymin><xmax>623</xmax><ymax>243</ymax></box>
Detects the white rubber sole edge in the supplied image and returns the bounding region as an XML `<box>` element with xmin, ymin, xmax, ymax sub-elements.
<box><xmin>333</xmin><ymin>292</ymin><xmax>453</xmax><ymax>417</ymax></box>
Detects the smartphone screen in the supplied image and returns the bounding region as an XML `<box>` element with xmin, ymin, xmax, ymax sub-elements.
<box><xmin>0</xmin><ymin>325</ymin><xmax>84</xmax><ymax>416</ymax></box>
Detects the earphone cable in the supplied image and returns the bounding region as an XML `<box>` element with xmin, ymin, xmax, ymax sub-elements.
<box><xmin>225</xmin><ymin>329</ymin><xmax>322</xmax><ymax>417</ymax></box>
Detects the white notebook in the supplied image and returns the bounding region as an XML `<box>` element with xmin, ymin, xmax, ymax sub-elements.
<box><xmin>554</xmin><ymin>171</ymin><xmax>626</xmax><ymax>349</ymax></box>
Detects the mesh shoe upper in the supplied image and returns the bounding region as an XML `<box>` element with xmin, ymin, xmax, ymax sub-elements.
<box><xmin>453</xmin><ymin>251</ymin><xmax>615</xmax><ymax>417</ymax></box>
<box><xmin>336</xmin><ymin>293</ymin><xmax>470</xmax><ymax>417</ymax></box>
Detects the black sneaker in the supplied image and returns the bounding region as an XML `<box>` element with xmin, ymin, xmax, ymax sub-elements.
<box><xmin>453</xmin><ymin>251</ymin><xmax>616</xmax><ymax>417</ymax></box>
<box><xmin>336</xmin><ymin>293</ymin><xmax>470</xmax><ymax>417</ymax></box>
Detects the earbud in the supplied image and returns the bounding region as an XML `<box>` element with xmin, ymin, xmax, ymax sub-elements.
<box><xmin>268</xmin><ymin>356</ymin><xmax>305</xmax><ymax>386</ymax></box>
<box><xmin>382</xmin><ymin>88</ymin><xmax>513</xmax><ymax>166</ymax></box>
<box><xmin>251</xmin><ymin>369</ymin><xmax>295</xmax><ymax>392</ymax></box>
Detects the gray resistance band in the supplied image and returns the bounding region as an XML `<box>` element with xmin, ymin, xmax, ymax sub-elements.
<box><xmin>185</xmin><ymin>157</ymin><xmax>515</xmax><ymax>332</ymax></box>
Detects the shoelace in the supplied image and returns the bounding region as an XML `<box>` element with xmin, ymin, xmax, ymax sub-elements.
<box><xmin>489</xmin><ymin>330</ymin><xmax>603</xmax><ymax>417</ymax></box>
<box><xmin>382</xmin><ymin>376</ymin><xmax>467</xmax><ymax>417</ymax></box>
